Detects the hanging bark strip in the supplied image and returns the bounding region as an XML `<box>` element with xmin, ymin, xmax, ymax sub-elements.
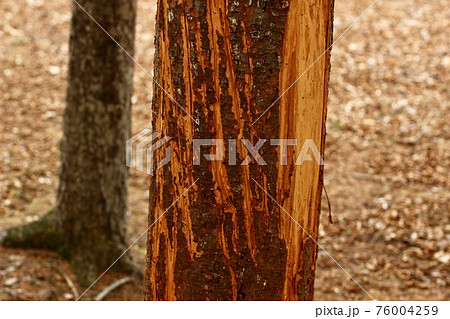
<box><xmin>144</xmin><ymin>0</ymin><xmax>334</xmax><ymax>300</ymax></box>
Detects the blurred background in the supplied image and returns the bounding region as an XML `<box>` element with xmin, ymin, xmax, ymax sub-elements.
<box><xmin>0</xmin><ymin>0</ymin><xmax>448</xmax><ymax>300</ymax></box>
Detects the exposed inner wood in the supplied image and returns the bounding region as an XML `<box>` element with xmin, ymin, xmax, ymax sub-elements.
<box><xmin>144</xmin><ymin>0</ymin><xmax>334</xmax><ymax>301</ymax></box>
<box><xmin>277</xmin><ymin>0</ymin><xmax>334</xmax><ymax>300</ymax></box>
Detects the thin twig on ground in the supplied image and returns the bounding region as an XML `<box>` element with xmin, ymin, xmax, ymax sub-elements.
<box><xmin>94</xmin><ymin>277</ymin><xmax>133</xmax><ymax>301</ymax></box>
<box><xmin>55</xmin><ymin>267</ymin><xmax>79</xmax><ymax>300</ymax></box>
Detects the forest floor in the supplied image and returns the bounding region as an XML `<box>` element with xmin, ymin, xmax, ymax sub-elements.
<box><xmin>0</xmin><ymin>0</ymin><xmax>448</xmax><ymax>301</ymax></box>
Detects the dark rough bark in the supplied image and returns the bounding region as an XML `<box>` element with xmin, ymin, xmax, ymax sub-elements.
<box><xmin>144</xmin><ymin>0</ymin><xmax>334</xmax><ymax>300</ymax></box>
<box><xmin>1</xmin><ymin>0</ymin><xmax>137</xmax><ymax>286</ymax></box>
<box><xmin>55</xmin><ymin>0</ymin><xmax>137</xmax><ymax>285</ymax></box>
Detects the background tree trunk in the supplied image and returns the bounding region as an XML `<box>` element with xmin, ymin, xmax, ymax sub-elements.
<box><xmin>1</xmin><ymin>0</ymin><xmax>137</xmax><ymax>286</ymax></box>
<box><xmin>144</xmin><ymin>0</ymin><xmax>334</xmax><ymax>300</ymax></box>
<box><xmin>55</xmin><ymin>0</ymin><xmax>137</xmax><ymax>285</ymax></box>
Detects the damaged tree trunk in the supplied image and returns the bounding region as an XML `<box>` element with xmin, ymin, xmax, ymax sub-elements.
<box><xmin>1</xmin><ymin>0</ymin><xmax>137</xmax><ymax>286</ymax></box>
<box><xmin>144</xmin><ymin>0</ymin><xmax>334</xmax><ymax>300</ymax></box>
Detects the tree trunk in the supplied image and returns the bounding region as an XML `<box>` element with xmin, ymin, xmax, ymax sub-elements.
<box><xmin>55</xmin><ymin>0</ymin><xmax>137</xmax><ymax>285</ymax></box>
<box><xmin>144</xmin><ymin>0</ymin><xmax>334</xmax><ymax>300</ymax></box>
<box><xmin>1</xmin><ymin>0</ymin><xmax>137</xmax><ymax>286</ymax></box>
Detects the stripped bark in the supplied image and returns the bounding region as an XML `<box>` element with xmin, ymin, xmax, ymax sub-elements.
<box><xmin>144</xmin><ymin>0</ymin><xmax>334</xmax><ymax>300</ymax></box>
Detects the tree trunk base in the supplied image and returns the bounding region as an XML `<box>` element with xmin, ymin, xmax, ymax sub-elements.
<box><xmin>0</xmin><ymin>210</ymin><xmax>62</xmax><ymax>252</ymax></box>
<box><xmin>0</xmin><ymin>210</ymin><xmax>139</xmax><ymax>287</ymax></box>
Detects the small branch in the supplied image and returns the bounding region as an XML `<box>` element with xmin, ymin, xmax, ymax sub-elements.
<box><xmin>94</xmin><ymin>277</ymin><xmax>133</xmax><ymax>301</ymax></box>
<box><xmin>56</xmin><ymin>267</ymin><xmax>79</xmax><ymax>300</ymax></box>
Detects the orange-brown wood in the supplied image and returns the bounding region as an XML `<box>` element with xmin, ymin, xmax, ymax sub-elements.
<box><xmin>144</xmin><ymin>0</ymin><xmax>334</xmax><ymax>300</ymax></box>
